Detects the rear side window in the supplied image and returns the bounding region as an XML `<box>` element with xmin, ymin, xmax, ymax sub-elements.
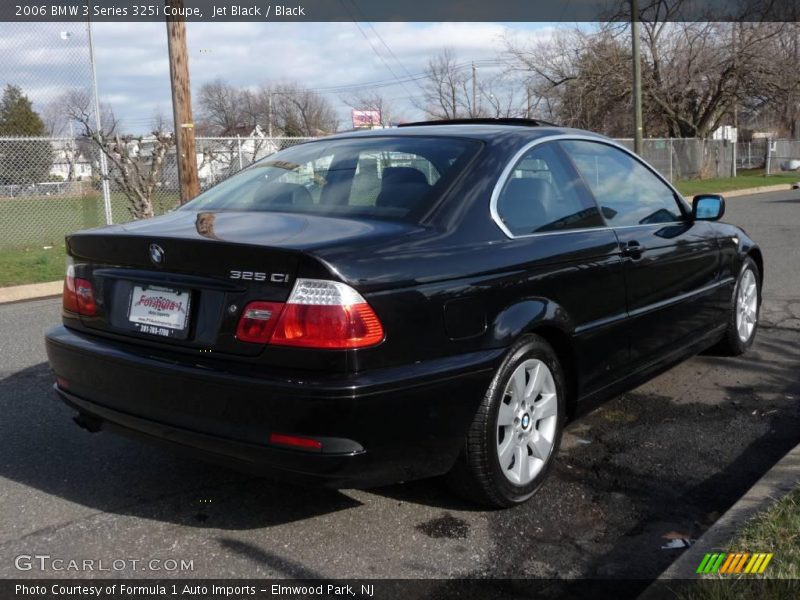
<box><xmin>183</xmin><ymin>137</ymin><xmax>479</xmax><ymax>222</ymax></box>
<box><xmin>561</xmin><ymin>140</ymin><xmax>685</xmax><ymax>226</ymax></box>
<box><xmin>495</xmin><ymin>142</ymin><xmax>604</xmax><ymax>236</ymax></box>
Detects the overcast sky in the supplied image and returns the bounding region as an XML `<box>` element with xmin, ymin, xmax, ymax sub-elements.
<box><xmin>1</xmin><ymin>21</ymin><xmax>555</xmax><ymax>135</ymax></box>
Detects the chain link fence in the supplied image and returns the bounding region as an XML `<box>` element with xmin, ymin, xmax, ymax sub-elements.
<box><xmin>0</xmin><ymin>136</ymin><xmax>105</xmax><ymax>251</ymax></box>
<box><xmin>104</xmin><ymin>135</ymin><xmax>315</xmax><ymax>223</ymax></box>
<box><xmin>615</xmin><ymin>138</ymin><xmax>744</xmax><ymax>181</ymax></box>
<box><xmin>737</xmin><ymin>140</ymin><xmax>768</xmax><ymax>170</ymax></box>
<box><xmin>0</xmin><ymin>136</ymin><xmax>315</xmax><ymax>253</ymax></box>
<box><xmin>766</xmin><ymin>139</ymin><xmax>800</xmax><ymax>175</ymax></box>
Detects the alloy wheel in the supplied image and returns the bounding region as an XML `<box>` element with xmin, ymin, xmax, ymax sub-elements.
<box><xmin>736</xmin><ymin>268</ymin><xmax>758</xmax><ymax>343</ymax></box>
<box><xmin>496</xmin><ymin>359</ymin><xmax>559</xmax><ymax>485</ymax></box>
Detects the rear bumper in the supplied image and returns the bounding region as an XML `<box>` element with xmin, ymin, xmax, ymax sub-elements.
<box><xmin>45</xmin><ymin>326</ymin><xmax>501</xmax><ymax>488</ymax></box>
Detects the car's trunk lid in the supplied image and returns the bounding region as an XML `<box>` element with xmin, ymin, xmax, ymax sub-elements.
<box><xmin>65</xmin><ymin>210</ymin><xmax>418</xmax><ymax>358</ymax></box>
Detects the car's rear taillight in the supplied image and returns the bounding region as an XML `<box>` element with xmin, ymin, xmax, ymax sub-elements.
<box><xmin>75</xmin><ymin>278</ymin><xmax>96</xmax><ymax>315</ymax></box>
<box><xmin>63</xmin><ymin>261</ymin><xmax>79</xmax><ymax>313</ymax></box>
<box><xmin>63</xmin><ymin>259</ymin><xmax>96</xmax><ymax>316</ymax></box>
<box><xmin>235</xmin><ymin>279</ymin><xmax>384</xmax><ymax>349</ymax></box>
<box><xmin>235</xmin><ymin>301</ymin><xmax>284</xmax><ymax>343</ymax></box>
<box><xmin>270</xmin><ymin>279</ymin><xmax>384</xmax><ymax>349</ymax></box>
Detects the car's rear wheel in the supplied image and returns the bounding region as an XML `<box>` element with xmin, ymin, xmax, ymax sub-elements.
<box><xmin>447</xmin><ymin>335</ymin><xmax>565</xmax><ymax>508</ymax></box>
<box><xmin>717</xmin><ymin>257</ymin><xmax>761</xmax><ymax>356</ymax></box>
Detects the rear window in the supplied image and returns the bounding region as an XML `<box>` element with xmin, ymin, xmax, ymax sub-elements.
<box><xmin>182</xmin><ymin>136</ymin><xmax>480</xmax><ymax>221</ymax></box>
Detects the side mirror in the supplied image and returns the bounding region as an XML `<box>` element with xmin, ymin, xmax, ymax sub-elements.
<box><xmin>692</xmin><ymin>194</ymin><xmax>725</xmax><ymax>221</ymax></box>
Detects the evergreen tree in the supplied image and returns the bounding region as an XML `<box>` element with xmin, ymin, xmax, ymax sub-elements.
<box><xmin>0</xmin><ymin>84</ymin><xmax>46</xmax><ymax>135</ymax></box>
<box><xmin>0</xmin><ymin>85</ymin><xmax>53</xmax><ymax>185</ymax></box>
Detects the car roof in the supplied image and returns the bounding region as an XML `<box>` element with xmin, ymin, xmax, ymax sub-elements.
<box><xmin>323</xmin><ymin>123</ymin><xmax>610</xmax><ymax>144</ymax></box>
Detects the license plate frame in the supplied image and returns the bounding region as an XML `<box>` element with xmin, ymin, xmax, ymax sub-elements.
<box><xmin>127</xmin><ymin>284</ymin><xmax>192</xmax><ymax>339</ymax></box>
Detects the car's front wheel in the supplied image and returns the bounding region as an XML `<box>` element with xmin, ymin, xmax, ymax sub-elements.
<box><xmin>447</xmin><ymin>335</ymin><xmax>565</xmax><ymax>508</ymax></box>
<box><xmin>717</xmin><ymin>257</ymin><xmax>761</xmax><ymax>356</ymax></box>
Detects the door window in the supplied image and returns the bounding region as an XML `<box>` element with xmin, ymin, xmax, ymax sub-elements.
<box><xmin>561</xmin><ymin>140</ymin><xmax>685</xmax><ymax>227</ymax></box>
<box><xmin>495</xmin><ymin>142</ymin><xmax>604</xmax><ymax>236</ymax></box>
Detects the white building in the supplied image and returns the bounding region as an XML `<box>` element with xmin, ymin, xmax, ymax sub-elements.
<box><xmin>49</xmin><ymin>140</ymin><xmax>93</xmax><ymax>181</ymax></box>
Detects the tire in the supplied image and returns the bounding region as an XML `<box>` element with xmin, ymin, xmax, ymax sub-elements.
<box><xmin>716</xmin><ymin>257</ymin><xmax>761</xmax><ymax>356</ymax></box>
<box><xmin>446</xmin><ymin>334</ymin><xmax>566</xmax><ymax>508</ymax></box>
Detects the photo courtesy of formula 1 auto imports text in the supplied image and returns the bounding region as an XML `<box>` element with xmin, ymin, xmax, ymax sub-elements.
<box><xmin>0</xmin><ymin>1</ymin><xmax>798</xmax><ymax>599</ymax></box>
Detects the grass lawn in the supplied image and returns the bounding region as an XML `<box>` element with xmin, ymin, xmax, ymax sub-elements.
<box><xmin>680</xmin><ymin>487</ymin><xmax>800</xmax><ymax>599</ymax></box>
<box><xmin>0</xmin><ymin>190</ymin><xmax>180</xmax><ymax>249</ymax></box>
<box><xmin>0</xmin><ymin>244</ymin><xmax>66</xmax><ymax>287</ymax></box>
<box><xmin>732</xmin><ymin>487</ymin><xmax>799</xmax><ymax>579</ymax></box>
<box><xmin>0</xmin><ymin>191</ymin><xmax>179</xmax><ymax>287</ymax></box>
<box><xmin>675</xmin><ymin>169</ymin><xmax>800</xmax><ymax>196</ymax></box>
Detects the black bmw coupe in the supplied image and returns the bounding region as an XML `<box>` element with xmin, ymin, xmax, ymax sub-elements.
<box><xmin>45</xmin><ymin>120</ymin><xmax>762</xmax><ymax>507</ymax></box>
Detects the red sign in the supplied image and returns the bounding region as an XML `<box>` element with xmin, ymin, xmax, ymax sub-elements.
<box><xmin>352</xmin><ymin>110</ymin><xmax>381</xmax><ymax>128</ymax></box>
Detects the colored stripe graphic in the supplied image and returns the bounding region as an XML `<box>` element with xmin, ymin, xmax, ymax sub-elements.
<box><xmin>711</xmin><ymin>553</ymin><xmax>727</xmax><ymax>573</ymax></box>
<box><xmin>758</xmin><ymin>554</ymin><xmax>773</xmax><ymax>574</ymax></box>
<box><xmin>733</xmin><ymin>553</ymin><xmax>750</xmax><ymax>573</ymax></box>
<box><xmin>696</xmin><ymin>553</ymin><xmax>713</xmax><ymax>574</ymax></box>
<box><xmin>719</xmin><ymin>553</ymin><xmax>736</xmax><ymax>573</ymax></box>
<box><xmin>700</xmin><ymin>552</ymin><xmax>774</xmax><ymax>574</ymax></box>
<box><xmin>720</xmin><ymin>553</ymin><xmax>739</xmax><ymax>573</ymax></box>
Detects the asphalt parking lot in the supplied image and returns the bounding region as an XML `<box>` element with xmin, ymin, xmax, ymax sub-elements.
<box><xmin>0</xmin><ymin>189</ymin><xmax>799</xmax><ymax>584</ymax></box>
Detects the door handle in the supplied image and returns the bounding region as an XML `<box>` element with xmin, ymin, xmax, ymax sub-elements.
<box><xmin>621</xmin><ymin>240</ymin><xmax>645</xmax><ymax>259</ymax></box>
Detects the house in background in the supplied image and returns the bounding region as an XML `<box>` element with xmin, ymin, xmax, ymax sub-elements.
<box><xmin>50</xmin><ymin>139</ymin><xmax>93</xmax><ymax>181</ymax></box>
<box><xmin>196</xmin><ymin>125</ymin><xmax>279</xmax><ymax>187</ymax></box>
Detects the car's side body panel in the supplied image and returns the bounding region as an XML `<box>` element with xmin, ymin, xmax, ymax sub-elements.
<box><xmin>614</xmin><ymin>220</ymin><xmax>726</xmax><ymax>366</ymax></box>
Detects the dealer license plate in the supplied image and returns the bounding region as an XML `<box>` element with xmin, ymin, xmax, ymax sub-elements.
<box><xmin>128</xmin><ymin>285</ymin><xmax>191</xmax><ymax>338</ymax></box>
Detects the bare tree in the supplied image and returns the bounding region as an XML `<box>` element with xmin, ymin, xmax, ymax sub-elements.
<box><xmin>504</xmin><ymin>27</ymin><xmax>646</xmax><ymax>134</ymax></box>
<box><xmin>640</xmin><ymin>21</ymin><xmax>784</xmax><ymax>138</ymax></box>
<box><xmin>271</xmin><ymin>83</ymin><xmax>339</xmax><ymax>136</ymax></box>
<box><xmin>415</xmin><ymin>49</ymin><xmax>478</xmax><ymax>120</ymax></box>
<box><xmin>505</xmin><ymin>18</ymin><xmax>790</xmax><ymax>139</ymax></box>
<box><xmin>736</xmin><ymin>22</ymin><xmax>800</xmax><ymax>138</ymax></box>
<box><xmin>417</xmin><ymin>48</ymin><xmax>524</xmax><ymax>121</ymax></box>
<box><xmin>150</xmin><ymin>108</ymin><xmax>172</xmax><ymax>134</ymax></box>
<box><xmin>41</xmin><ymin>99</ymin><xmax>69</xmax><ymax>137</ymax></box>
<box><xmin>479</xmin><ymin>71</ymin><xmax>528</xmax><ymax>119</ymax></box>
<box><xmin>197</xmin><ymin>79</ymin><xmax>247</xmax><ymax>135</ymax></box>
<box><xmin>63</xmin><ymin>90</ymin><xmax>174</xmax><ymax>219</ymax></box>
<box><xmin>198</xmin><ymin>80</ymin><xmax>337</xmax><ymax>137</ymax></box>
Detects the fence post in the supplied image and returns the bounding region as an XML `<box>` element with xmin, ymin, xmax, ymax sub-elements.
<box><xmin>237</xmin><ymin>135</ymin><xmax>243</xmax><ymax>171</ymax></box>
<box><xmin>87</xmin><ymin>22</ymin><xmax>113</xmax><ymax>225</ymax></box>
<box><xmin>669</xmin><ymin>138</ymin><xmax>673</xmax><ymax>182</ymax></box>
<box><xmin>765</xmin><ymin>141</ymin><xmax>772</xmax><ymax>176</ymax></box>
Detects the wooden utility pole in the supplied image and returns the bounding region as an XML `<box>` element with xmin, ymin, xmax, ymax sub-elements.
<box><xmin>166</xmin><ymin>0</ymin><xmax>199</xmax><ymax>203</ymax></box>
<box><xmin>631</xmin><ymin>0</ymin><xmax>643</xmax><ymax>155</ymax></box>
<box><xmin>731</xmin><ymin>23</ymin><xmax>738</xmax><ymax>177</ymax></box>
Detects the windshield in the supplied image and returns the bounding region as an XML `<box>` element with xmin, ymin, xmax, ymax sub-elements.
<box><xmin>182</xmin><ymin>136</ymin><xmax>480</xmax><ymax>222</ymax></box>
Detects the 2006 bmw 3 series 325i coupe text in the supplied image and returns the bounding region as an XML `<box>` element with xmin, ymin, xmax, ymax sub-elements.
<box><xmin>45</xmin><ymin>120</ymin><xmax>763</xmax><ymax>507</ymax></box>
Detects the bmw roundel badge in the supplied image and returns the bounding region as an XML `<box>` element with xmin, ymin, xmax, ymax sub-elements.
<box><xmin>149</xmin><ymin>243</ymin><xmax>165</xmax><ymax>266</ymax></box>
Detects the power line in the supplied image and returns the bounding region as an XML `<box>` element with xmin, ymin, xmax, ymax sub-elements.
<box><xmin>343</xmin><ymin>0</ymin><xmax>424</xmax><ymax>94</ymax></box>
<box><xmin>337</xmin><ymin>0</ymin><xmax>414</xmax><ymax>99</ymax></box>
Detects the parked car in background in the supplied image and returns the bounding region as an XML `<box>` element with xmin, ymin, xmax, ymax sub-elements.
<box><xmin>46</xmin><ymin>120</ymin><xmax>763</xmax><ymax>507</ymax></box>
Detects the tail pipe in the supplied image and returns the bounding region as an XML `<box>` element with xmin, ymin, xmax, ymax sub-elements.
<box><xmin>73</xmin><ymin>412</ymin><xmax>103</xmax><ymax>433</ymax></box>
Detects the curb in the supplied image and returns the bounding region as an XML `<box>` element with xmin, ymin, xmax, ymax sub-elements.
<box><xmin>642</xmin><ymin>441</ymin><xmax>800</xmax><ymax>590</ymax></box>
<box><xmin>719</xmin><ymin>184</ymin><xmax>795</xmax><ymax>198</ymax></box>
<box><xmin>0</xmin><ymin>280</ymin><xmax>62</xmax><ymax>304</ymax></box>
